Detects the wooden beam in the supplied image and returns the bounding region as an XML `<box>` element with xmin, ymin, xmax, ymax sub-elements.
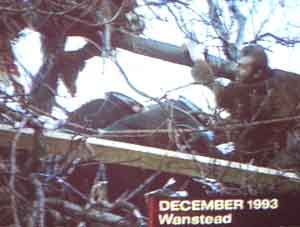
<box><xmin>0</xmin><ymin>124</ymin><xmax>299</xmax><ymax>193</ymax></box>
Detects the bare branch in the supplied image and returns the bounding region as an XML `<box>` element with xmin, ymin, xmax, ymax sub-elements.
<box><xmin>28</xmin><ymin>176</ymin><xmax>45</xmax><ymax>227</ymax></box>
<box><xmin>226</xmin><ymin>0</ymin><xmax>246</xmax><ymax>47</ymax></box>
<box><xmin>254</xmin><ymin>32</ymin><xmax>300</xmax><ymax>47</ymax></box>
<box><xmin>9</xmin><ymin>117</ymin><xmax>28</xmax><ymax>227</ymax></box>
<box><xmin>46</xmin><ymin>198</ymin><xmax>133</xmax><ymax>226</ymax></box>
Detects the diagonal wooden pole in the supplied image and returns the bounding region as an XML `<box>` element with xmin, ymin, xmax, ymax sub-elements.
<box><xmin>0</xmin><ymin>124</ymin><xmax>299</xmax><ymax>193</ymax></box>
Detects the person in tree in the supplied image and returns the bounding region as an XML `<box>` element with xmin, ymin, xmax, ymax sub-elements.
<box><xmin>191</xmin><ymin>44</ymin><xmax>300</xmax><ymax>168</ymax></box>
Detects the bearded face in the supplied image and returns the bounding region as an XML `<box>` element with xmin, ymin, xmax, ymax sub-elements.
<box><xmin>236</xmin><ymin>44</ymin><xmax>270</xmax><ymax>84</ymax></box>
<box><xmin>237</xmin><ymin>56</ymin><xmax>256</xmax><ymax>83</ymax></box>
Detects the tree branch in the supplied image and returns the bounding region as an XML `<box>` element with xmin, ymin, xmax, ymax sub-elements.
<box><xmin>254</xmin><ymin>32</ymin><xmax>300</xmax><ymax>47</ymax></box>
<box><xmin>112</xmin><ymin>31</ymin><xmax>237</xmax><ymax>79</ymax></box>
<box><xmin>46</xmin><ymin>198</ymin><xmax>132</xmax><ymax>226</ymax></box>
<box><xmin>113</xmin><ymin>31</ymin><xmax>193</xmax><ymax>66</ymax></box>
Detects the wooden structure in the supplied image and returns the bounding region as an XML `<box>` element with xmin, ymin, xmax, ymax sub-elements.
<box><xmin>0</xmin><ymin>124</ymin><xmax>299</xmax><ymax>193</ymax></box>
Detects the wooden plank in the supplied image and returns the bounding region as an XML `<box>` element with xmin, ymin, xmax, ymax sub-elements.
<box><xmin>0</xmin><ymin>124</ymin><xmax>299</xmax><ymax>192</ymax></box>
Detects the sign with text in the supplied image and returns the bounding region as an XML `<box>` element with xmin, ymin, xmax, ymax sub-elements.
<box><xmin>148</xmin><ymin>195</ymin><xmax>300</xmax><ymax>227</ymax></box>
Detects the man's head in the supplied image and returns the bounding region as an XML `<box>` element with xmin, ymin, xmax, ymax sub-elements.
<box><xmin>237</xmin><ymin>44</ymin><xmax>269</xmax><ymax>83</ymax></box>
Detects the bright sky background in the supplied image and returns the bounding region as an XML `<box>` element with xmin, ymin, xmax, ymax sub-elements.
<box><xmin>12</xmin><ymin>0</ymin><xmax>300</xmax><ymax>119</ymax></box>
